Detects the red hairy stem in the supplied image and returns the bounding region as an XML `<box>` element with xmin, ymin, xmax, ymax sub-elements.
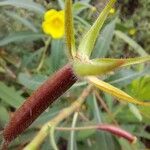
<box><xmin>2</xmin><ymin>63</ymin><xmax>77</xmax><ymax>148</ymax></box>
<box><xmin>97</xmin><ymin>124</ymin><xmax>137</xmax><ymax>143</ymax></box>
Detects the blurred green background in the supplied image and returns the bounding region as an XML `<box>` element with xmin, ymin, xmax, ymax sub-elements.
<box><xmin>0</xmin><ymin>0</ymin><xmax>150</xmax><ymax>149</ymax></box>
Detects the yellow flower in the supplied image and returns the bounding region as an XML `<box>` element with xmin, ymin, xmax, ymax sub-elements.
<box><xmin>128</xmin><ymin>28</ymin><xmax>137</xmax><ymax>36</ymax></box>
<box><xmin>109</xmin><ymin>8</ymin><xmax>115</xmax><ymax>14</ymax></box>
<box><xmin>42</xmin><ymin>9</ymin><xmax>64</xmax><ymax>39</ymax></box>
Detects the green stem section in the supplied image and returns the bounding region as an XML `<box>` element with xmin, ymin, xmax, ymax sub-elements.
<box><xmin>36</xmin><ymin>37</ymin><xmax>51</xmax><ymax>72</ymax></box>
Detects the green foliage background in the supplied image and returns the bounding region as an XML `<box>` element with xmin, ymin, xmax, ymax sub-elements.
<box><xmin>0</xmin><ymin>0</ymin><xmax>150</xmax><ymax>149</ymax></box>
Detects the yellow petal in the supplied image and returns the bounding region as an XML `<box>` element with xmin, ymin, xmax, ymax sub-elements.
<box><xmin>44</xmin><ymin>9</ymin><xmax>57</xmax><ymax>21</ymax></box>
<box><xmin>42</xmin><ymin>21</ymin><xmax>64</xmax><ymax>38</ymax></box>
<box><xmin>59</xmin><ymin>10</ymin><xmax>65</xmax><ymax>17</ymax></box>
<box><xmin>87</xmin><ymin>76</ymin><xmax>150</xmax><ymax>106</ymax></box>
<box><xmin>50</xmin><ymin>28</ymin><xmax>64</xmax><ymax>39</ymax></box>
<box><xmin>42</xmin><ymin>21</ymin><xmax>51</xmax><ymax>34</ymax></box>
<box><xmin>42</xmin><ymin>10</ymin><xmax>65</xmax><ymax>39</ymax></box>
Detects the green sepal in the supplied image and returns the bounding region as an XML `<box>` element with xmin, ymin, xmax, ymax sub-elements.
<box><xmin>92</xmin><ymin>56</ymin><xmax>150</xmax><ymax>67</ymax></box>
<box><xmin>73</xmin><ymin>59</ymin><xmax>124</xmax><ymax>76</ymax></box>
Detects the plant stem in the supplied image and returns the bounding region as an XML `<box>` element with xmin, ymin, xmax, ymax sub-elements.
<box><xmin>24</xmin><ymin>85</ymin><xmax>92</xmax><ymax>150</ymax></box>
<box><xmin>95</xmin><ymin>90</ymin><xmax>118</xmax><ymax>125</ymax></box>
<box><xmin>36</xmin><ymin>37</ymin><xmax>51</xmax><ymax>72</ymax></box>
<box><xmin>56</xmin><ymin>124</ymin><xmax>137</xmax><ymax>143</ymax></box>
<box><xmin>70</xmin><ymin>112</ymin><xmax>78</xmax><ymax>150</ymax></box>
<box><xmin>56</xmin><ymin>125</ymin><xmax>98</xmax><ymax>131</ymax></box>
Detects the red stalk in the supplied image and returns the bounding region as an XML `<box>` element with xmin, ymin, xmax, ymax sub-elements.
<box><xmin>2</xmin><ymin>63</ymin><xmax>77</xmax><ymax>148</ymax></box>
<box><xmin>97</xmin><ymin>124</ymin><xmax>137</xmax><ymax>143</ymax></box>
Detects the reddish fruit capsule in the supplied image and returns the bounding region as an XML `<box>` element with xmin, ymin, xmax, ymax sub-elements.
<box><xmin>2</xmin><ymin>64</ymin><xmax>77</xmax><ymax>148</ymax></box>
<box><xmin>97</xmin><ymin>124</ymin><xmax>137</xmax><ymax>143</ymax></box>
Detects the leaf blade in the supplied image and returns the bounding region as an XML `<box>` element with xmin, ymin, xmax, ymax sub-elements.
<box><xmin>0</xmin><ymin>0</ymin><xmax>45</xmax><ymax>14</ymax></box>
<box><xmin>0</xmin><ymin>82</ymin><xmax>24</xmax><ymax>108</ymax></box>
<box><xmin>0</xmin><ymin>32</ymin><xmax>45</xmax><ymax>46</ymax></box>
<box><xmin>92</xmin><ymin>19</ymin><xmax>116</xmax><ymax>58</ymax></box>
<box><xmin>78</xmin><ymin>0</ymin><xmax>116</xmax><ymax>58</ymax></box>
<box><xmin>65</xmin><ymin>0</ymin><xmax>76</xmax><ymax>58</ymax></box>
<box><xmin>129</xmin><ymin>104</ymin><xmax>142</xmax><ymax>121</ymax></box>
<box><xmin>87</xmin><ymin>77</ymin><xmax>150</xmax><ymax>106</ymax></box>
<box><xmin>115</xmin><ymin>30</ymin><xmax>148</xmax><ymax>56</ymax></box>
<box><xmin>5</xmin><ymin>11</ymin><xmax>38</xmax><ymax>32</ymax></box>
<box><xmin>92</xmin><ymin>56</ymin><xmax>150</xmax><ymax>68</ymax></box>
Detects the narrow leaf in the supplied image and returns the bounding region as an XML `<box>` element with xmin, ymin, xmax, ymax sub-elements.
<box><xmin>57</xmin><ymin>0</ymin><xmax>65</xmax><ymax>9</ymax></box>
<box><xmin>5</xmin><ymin>11</ymin><xmax>38</xmax><ymax>32</ymax></box>
<box><xmin>87</xmin><ymin>77</ymin><xmax>150</xmax><ymax>106</ymax></box>
<box><xmin>73</xmin><ymin>59</ymin><xmax>124</xmax><ymax>76</ymax></box>
<box><xmin>18</xmin><ymin>73</ymin><xmax>47</xmax><ymax>91</ymax></box>
<box><xmin>0</xmin><ymin>82</ymin><xmax>24</xmax><ymax>108</ymax></box>
<box><xmin>78</xmin><ymin>0</ymin><xmax>116</xmax><ymax>58</ymax></box>
<box><xmin>92</xmin><ymin>56</ymin><xmax>150</xmax><ymax>68</ymax></box>
<box><xmin>73</xmin><ymin>2</ymin><xmax>93</xmax><ymax>15</ymax></box>
<box><xmin>107</xmin><ymin>68</ymin><xmax>150</xmax><ymax>87</ymax></box>
<box><xmin>0</xmin><ymin>0</ymin><xmax>45</xmax><ymax>14</ymax></box>
<box><xmin>0</xmin><ymin>105</ymin><xmax>9</xmax><ymax>126</ymax></box>
<box><xmin>115</xmin><ymin>30</ymin><xmax>148</xmax><ymax>56</ymax></box>
<box><xmin>50</xmin><ymin>39</ymin><xmax>67</xmax><ymax>71</ymax></box>
<box><xmin>92</xmin><ymin>19</ymin><xmax>116</xmax><ymax>58</ymax></box>
<box><xmin>129</xmin><ymin>104</ymin><xmax>142</xmax><ymax>121</ymax></box>
<box><xmin>65</xmin><ymin>0</ymin><xmax>76</xmax><ymax>58</ymax></box>
<box><xmin>0</xmin><ymin>32</ymin><xmax>45</xmax><ymax>46</ymax></box>
<box><xmin>93</xmin><ymin>94</ymin><xmax>102</xmax><ymax>123</ymax></box>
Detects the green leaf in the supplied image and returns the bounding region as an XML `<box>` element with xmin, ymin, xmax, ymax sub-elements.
<box><xmin>57</xmin><ymin>0</ymin><xmax>65</xmax><ymax>9</ymax></box>
<box><xmin>73</xmin><ymin>2</ymin><xmax>93</xmax><ymax>15</ymax></box>
<box><xmin>74</xmin><ymin>15</ymin><xmax>91</xmax><ymax>28</ymax></box>
<box><xmin>87</xmin><ymin>95</ymin><xmax>108</xmax><ymax>150</ymax></box>
<box><xmin>92</xmin><ymin>19</ymin><xmax>116</xmax><ymax>58</ymax></box>
<box><xmin>129</xmin><ymin>104</ymin><xmax>142</xmax><ymax>121</ymax></box>
<box><xmin>0</xmin><ymin>31</ymin><xmax>45</xmax><ymax>46</ymax></box>
<box><xmin>76</xmin><ymin>129</ymin><xmax>95</xmax><ymax>141</ymax></box>
<box><xmin>0</xmin><ymin>66</ymin><xmax>5</xmax><ymax>73</ymax></box>
<box><xmin>65</xmin><ymin>0</ymin><xmax>76</xmax><ymax>58</ymax></box>
<box><xmin>87</xmin><ymin>77</ymin><xmax>150</xmax><ymax>106</ymax></box>
<box><xmin>0</xmin><ymin>105</ymin><xmax>9</xmax><ymax>126</ymax></box>
<box><xmin>107</xmin><ymin>68</ymin><xmax>150</xmax><ymax>87</ymax></box>
<box><xmin>129</xmin><ymin>76</ymin><xmax>150</xmax><ymax>100</ymax></box>
<box><xmin>5</xmin><ymin>11</ymin><xmax>38</xmax><ymax>32</ymax></box>
<box><xmin>0</xmin><ymin>0</ymin><xmax>45</xmax><ymax>14</ymax></box>
<box><xmin>92</xmin><ymin>56</ymin><xmax>150</xmax><ymax>68</ymax></box>
<box><xmin>93</xmin><ymin>94</ymin><xmax>102</xmax><ymax>123</ymax></box>
<box><xmin>50</xmin><ymin>39</ymin><xmax>67</xmax><ymax>71</ymax></box>
<box><xmin>139</xmin><ymin>106</ymin><xmax>150</xmax><ymax>123</ymax></box>
<box><xmin>18</xmin><ymin>73</ymin><xmax>47</xmax><ymax>91</ymax></box>
<box><xmin>118</xmin><ymin>138</ymin><xmax>133</xmax><ymax>150</ymax></box>
<box><xmin>135</xmin><ymin>128</ymin><xmax>150</xmax><ymax>139</ymax></box>
<box><xmin>115</xmin><ymin>30</ymin><xmax>148</xmax><ymax>56</ymax></box>
<box><xmin>10</xmin><ymin>130</ymin><xmax>38</xmax><ymax>148</ymax></box>
<box><xmin>0</xmin><ymin>82</ymin><xmax>24</xmax><ymax>108</ymax></box>
<box><xmin>73</xmin><ymin>59</ymin><xmax>124</xmax><ymax>76</ymax></box>
<box><xmin>78</xmin><ymin>0</ymin><xmax>116</xmax><ymax>58</ymax></box>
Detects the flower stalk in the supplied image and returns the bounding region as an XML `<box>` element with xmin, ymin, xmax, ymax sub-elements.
<box><xmin>56</xmin><ymin>124</ymin><xmax>137</xmax><ymax>143</ymax></box>
<box><xmin>2</xmin><ymin>63</ymin><xmax>77</xmax><ymax>149</ymax></box>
